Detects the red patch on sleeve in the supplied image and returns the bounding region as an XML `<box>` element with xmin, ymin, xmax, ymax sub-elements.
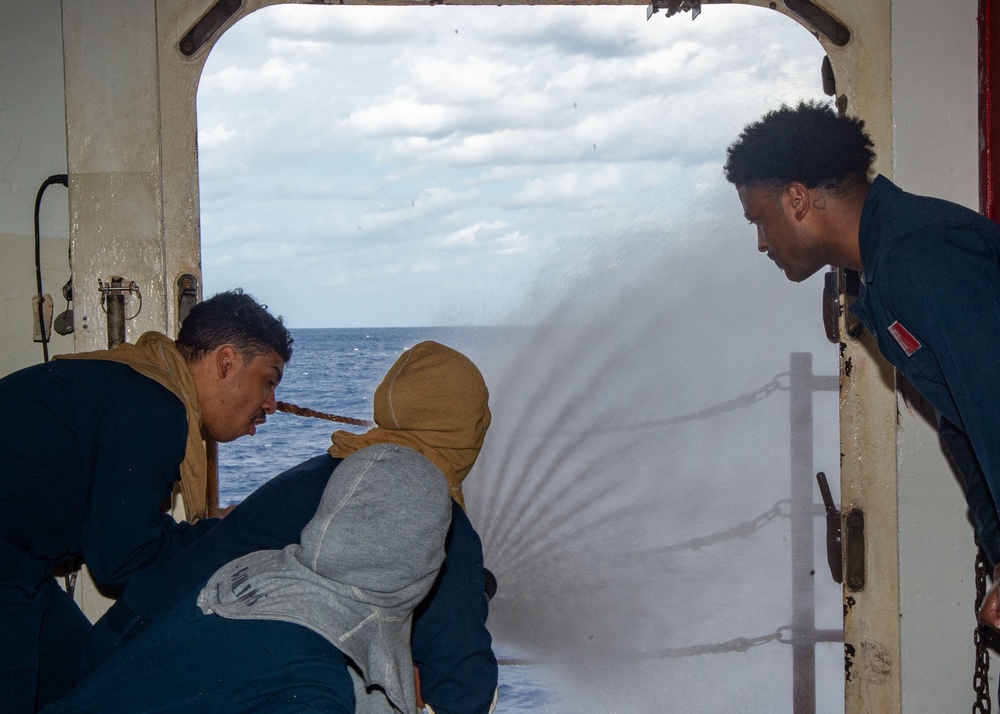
<box><xmin>887</xmin><ymin>321</ymin><xmax>921</xmax><ymax>356</ymax></box>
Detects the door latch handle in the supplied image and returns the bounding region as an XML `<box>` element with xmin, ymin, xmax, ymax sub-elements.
<box><xmin>816</xmin><ymin>471</ymin><xmax>843</xmax><ymax>584</ymax></box>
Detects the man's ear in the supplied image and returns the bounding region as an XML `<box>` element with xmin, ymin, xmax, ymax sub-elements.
<box><xmin>214</xmin><ymin>344</ymin><xmax>239</xmax><ymax>379</ymax></box>
<box><xmin>786</xmin><ymin>182</ymin><xmax>811</xmax><ymax>221</ymax></box>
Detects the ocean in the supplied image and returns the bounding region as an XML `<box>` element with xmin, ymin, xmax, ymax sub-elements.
<box><xmin>217</xmin><ymin>326</ymin><xmax>549</xmax><ymax>713</ymax></box>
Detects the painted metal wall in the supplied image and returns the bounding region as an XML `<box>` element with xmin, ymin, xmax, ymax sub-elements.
<box><xmin>0</xmin><ymin>1</ymin><xmax>73</xmax><ymax>375</ymax></box>
<box><xmin>891</xmin><ymin>0</ymin><xmax>991</xmax><ymax>709</ymax></box>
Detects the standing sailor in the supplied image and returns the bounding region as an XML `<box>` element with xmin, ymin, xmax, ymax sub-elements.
<box><xmin>723</xmin><ymin>101</ymin><xmax>1000</xmax><ymax>621</ymax></box>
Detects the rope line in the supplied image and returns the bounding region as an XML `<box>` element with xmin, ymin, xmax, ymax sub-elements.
<box><xmin>276</xmin><ymin>401</ymin><xmax>374</xmax><ymax>427</ymax></box>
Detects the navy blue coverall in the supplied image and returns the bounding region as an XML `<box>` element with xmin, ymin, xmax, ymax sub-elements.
<box><xmin>0</xmin><ymin>360</ymin><xmax>217</xmax><ymax>712</ymax></box>
<box><xmin>851</xmin><ymin>175</ymin><xmax>1000</xmax><ymax>564</ymax></box>
<box><xmin>70</xmin><ymin>453</ymin><xmax>498</xmax><ymax>714</ymax></box>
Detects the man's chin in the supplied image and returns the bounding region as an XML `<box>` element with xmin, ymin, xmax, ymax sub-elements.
<box><xmin>783</xmin><ymin>265</ymin><xmax>820</xmax><ymax>283</ymax></box>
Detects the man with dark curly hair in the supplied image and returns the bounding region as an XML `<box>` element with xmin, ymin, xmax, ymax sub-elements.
<box><xmin>725</xmin><ymin>100</ymin><xmax>1000</xmax><ymax>631</ymax></box>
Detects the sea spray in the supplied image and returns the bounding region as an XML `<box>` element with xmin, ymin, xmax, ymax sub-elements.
<box><xmin>463</xmin><ymin>222</ymin><xmax>841</xmax><ymax>713</ymax></box>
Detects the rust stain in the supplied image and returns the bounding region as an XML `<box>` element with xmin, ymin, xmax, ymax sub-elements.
<box><xmin>845</xmin><ymin>642</ymin><xmax>856</xmax><ymax>682</ymax></box>
<box><xmin>844</xmin><ymin>355</ymin><xmax>854</xmax><ymax>378</ymax></box>
<box><xmin>844</xmin><ymin>595</ymin><xmax>855</xmax><ymax>618</ymax></box>
<box><xmin>861</xmin><ymin>640</ymin><xmax>893</xmax><ymax>684</ymax></box>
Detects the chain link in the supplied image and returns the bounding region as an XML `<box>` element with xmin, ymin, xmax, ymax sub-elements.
<box><xmin>496</xmin><ymin>626</ymin><xmax>791</xmax><ymax>666</ymax></box>
<box><xmin>975</xmin><ymin>548</ymin><xmax>993</xmax><ymax>714</ymax></box>
<box><xmin>630</xmin><ymin>500</ymin><xmax>789</xmax><ymax>557</ymax></box>
<box><xmin>589</xmin><ymin>374</ymin><xmax>789</xmax><ymax>435</ymax></box>
<box><xmin>632</xmin><ymin>626</ymin><xmax>790</xmax><ymax>659</ymax></box>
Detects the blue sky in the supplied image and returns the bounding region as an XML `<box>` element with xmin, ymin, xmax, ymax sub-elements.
<box><xmin>197</xmin><ymin>3</ymin><xmax>829</xmax><ymax>328</ymax></box>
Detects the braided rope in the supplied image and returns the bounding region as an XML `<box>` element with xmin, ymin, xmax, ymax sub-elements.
<box><xmin>276</xmin><ymin>401</ymin><xmax>374</xmax><ymax>427</ymax></box>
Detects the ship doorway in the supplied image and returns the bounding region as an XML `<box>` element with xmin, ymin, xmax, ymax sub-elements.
<box><xmin>198</xmin><ymin>3</ymin><xmax>841</xmax><ymax>712</ymax></box>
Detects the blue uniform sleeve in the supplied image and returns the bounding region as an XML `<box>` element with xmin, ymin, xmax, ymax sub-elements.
<box><xmin>79</xmin><ymin>454</ymin><xmax>338</xmax><ymax>679</ymax></box>
<box><xmin>122</xmin><ymin>453</ymin><xmax>338</xmax><ymax>616</ymax></box>
<box><xmin>412</xmin><ymin>503</ymin><xmax>498</xmax><ymax>714</ymax></box>
<box><xmin>938</xmin><ymin>415</ymin><xmax>1000</xmax><ymax>566</ymax></box>
<box><xmin>887</xmin><ymin>223</ymin><xmax>1000</xmax><ymax>533</ymax></box>
<box><xmin>81</xmin><ymin>383</ymin><xmax>206</xmax><ymax>590</ymax></box>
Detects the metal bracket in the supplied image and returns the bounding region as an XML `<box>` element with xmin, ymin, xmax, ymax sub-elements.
<box><xmin>844</xmin><ymin>508</ymin><xmax>865</xmax><ymax>592</ymax></box>
<box><xmin>843</xmin><ymin>268</ymin><xmax>864</xmax><ymax>339</ymax></box>
<box><xmin>98</xmin><ymin>277</ymin><xmax>142</xmax><ymax>349</ymax></box>
<box><xmin>179</xmin><ymin>0</ymin><xmax>242</xmax><ymax>57</ymax></box>
<box><xmin>98</xmin><ymin>277</ymin><xmax>142</xmax><ymax>318</ymax></box>
<box><xmin>177</xmin><ymin>273</ymin><xmax>199</xmax><ymax>328</ymax></box>
<box><xmin>782</xmin><ymin>0</ymin><xmax>851</xmax><ymax>47</ymax></box>
<box><xmin>822</xmin><ymin>269</ymin><xmax>840</xmax><ymax>344</ymax></box>
<box><xmin>647</xmin><ymin>0</ymin><xmax>701</xmax><ymax>22</ymax></box>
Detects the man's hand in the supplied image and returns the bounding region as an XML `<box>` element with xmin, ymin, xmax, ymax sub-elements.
<box><xmin>414</xmin><ymin>666</ymin><xmax>423</xmax><ymax>711</ymax></box>
<box><xmin>979</xmin><ymin>564</ymin><xmax>1000</xmax><ymax>631</ymax></box>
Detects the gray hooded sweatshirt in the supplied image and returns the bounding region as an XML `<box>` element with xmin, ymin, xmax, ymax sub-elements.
<box><xmin>197</xmin><ymin>443</ymin><xmax>452</xmax><ymax>714</ymax></box>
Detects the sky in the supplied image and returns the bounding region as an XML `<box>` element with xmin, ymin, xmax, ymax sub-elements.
<box><xmin>196</xmin><ymin>2</ymin><xmax>831</xmax><ymax>328</ymax></box>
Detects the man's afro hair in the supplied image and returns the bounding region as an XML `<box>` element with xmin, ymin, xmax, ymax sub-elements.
<box><xmin>724</xmin><ymin>100</ymin><xmax>875</xmax><ymax>189</ymax></box>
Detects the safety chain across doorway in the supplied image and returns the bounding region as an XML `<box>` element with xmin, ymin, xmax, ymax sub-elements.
<box><xmin>975</xmin><ymin>548</ymin><xmax>995</xmax><ymax>713</ymax></box>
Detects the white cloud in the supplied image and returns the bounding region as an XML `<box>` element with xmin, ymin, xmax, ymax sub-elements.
<box><xmin>198</xmin><ymin>3</ymin><xmax>829</xmax><ymax>327</ymax></box>
<box><xmin>197</xmin><ymin>121</ymin><xmax>237</xmax><ymax>150</ymax></box>
<box><xmin>341</xmin><ymin>98</ymin><xmax>462</xmax><ymax>137</ymax></box>
<box><xmin>441</xmin><ymin>221</ymin><xmax>506</xmax><ymax>247</ymax></box>
<box><xmin>513</xmin><ymin>167</ymin><xmax>625</xmax><ymax>206</ymax></box>
<box><xmin>200</xmin><ymin>56</ymin><xmax>310</xmax><ymax>94</ymax></box>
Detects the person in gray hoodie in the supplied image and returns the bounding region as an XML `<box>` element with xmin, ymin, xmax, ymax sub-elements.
<box><xmin>44</xmin><ymin>441</ymin><xmax>451</xmax><ymax>714</ymax></box>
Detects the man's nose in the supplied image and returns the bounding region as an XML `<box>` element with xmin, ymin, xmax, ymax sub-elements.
<box><xmin>756</xmin><ymin>228</ymin><xmax>768</xmax><ymax>253</ymax></box>
<box><xmin>263</xmin><ymin>390</ymin><xmax>277</xmax><ymax>415</ymax></box>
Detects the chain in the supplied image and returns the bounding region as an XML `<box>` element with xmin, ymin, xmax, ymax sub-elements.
<box><xmin>276</xmin><ymin>401</ymin><xmax>374</xmax><ymax>427</ymax></box>
<box><xmin>629</xmin><ymin>500</ymin><xmax>789</xmax><ymax>557</ymax></box>
<box><xmin>631</xmin><ymin>626</ymin><xmax>791</xmax><ymax>659</ymax></box>
<box><xmin>583</xmin><ymin>375</ymin><xmax>788</xmax><ymax>435</ymax></box>
<box><xmin>975</xmin><ymin>548</ymin><xmax>992</xmax><ymax>714</ymax></box>
<box><xmin>496</xmin><ymin>626</ymin><xmax>791</xmax><ymax>665</ymax></box>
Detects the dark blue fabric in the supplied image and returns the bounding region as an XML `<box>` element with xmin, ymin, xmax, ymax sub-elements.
<box><xmin>78</xmin><ymin>453</ymin><xmax>498</xmax><ymax>713</ymax></box>
<box><xmin>0</xmin><ymin>558</ymin><xmax>90</xmax><ymax>714</ymax></box>
<box><xmin>851</xmin><ymin>175</ymin><xmax>1000</xmax><ymax>565</ymax></box>
<box><xmin>0</xmin><ymin>359</ymin><xmax>218</xmax><ymax>713</ymax></box>
<box><xmin>413</xmin><ymin>505</ymin><xmax>497</xmax><ymax>714</ymax></box>
<box><xmin>42</xmin><ymin>589</ymin><xmax>354</xmax><ymax>714</ymax></box>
